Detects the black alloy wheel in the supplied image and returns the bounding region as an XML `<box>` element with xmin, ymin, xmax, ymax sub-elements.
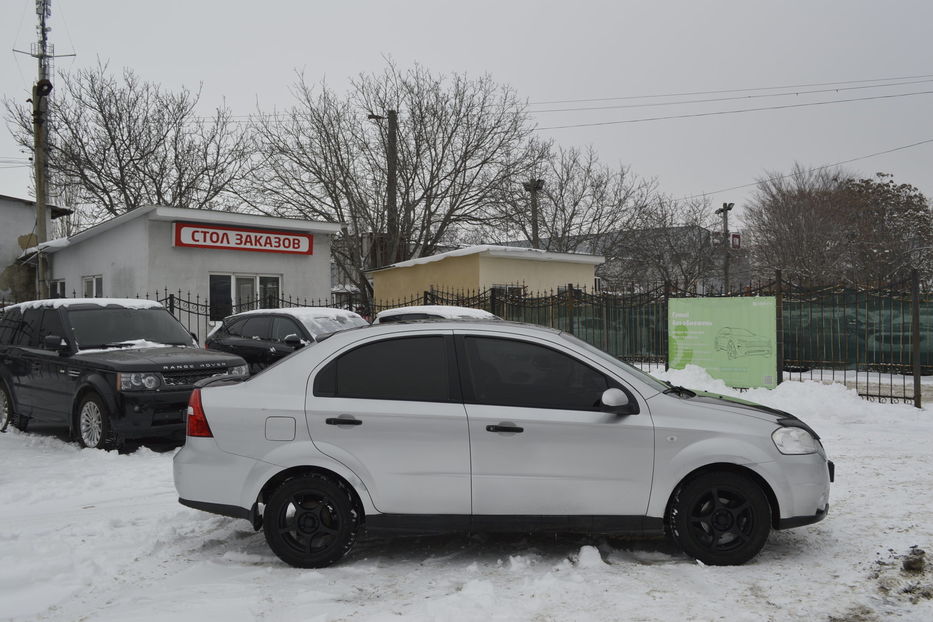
<box><xmin>75</xmin><ymin>393</ymin><xmax>115</xmax><ymax>450</ymax></box>
<box><xmin>670</xmin><ymin>471</ymin><xmax>771</xmax><ymax>566</ymax></box>
<box><xmin>263</xmin><ymin>474</ymin><xmax>359</xmax><ymax>568</ymax></box>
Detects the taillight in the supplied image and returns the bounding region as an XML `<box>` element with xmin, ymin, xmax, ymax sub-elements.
<box><xmin>186</xmin><ymin>388</ymin><xmax>213</xmax><ymax>437</ymax></box>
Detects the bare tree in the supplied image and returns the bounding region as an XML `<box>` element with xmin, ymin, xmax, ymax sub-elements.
<box><xmin>4</xmin><ymin>62</ymin><xmax>250</xmax><ymax>223</ymax></box>
<box><xmin>744</xmin><ymin>165</ymin><xmax>932</xmax><ymax>283</ymax></box>
<box><xmin>244</xmin><ymin>61</ymin><xmax>535</xmax><ymax>303</ymax></box>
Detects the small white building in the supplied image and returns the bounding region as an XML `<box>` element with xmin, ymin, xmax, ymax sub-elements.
<box><xmin>31</xmin><ymin>205</ymin><xmax>341</xmax><ymax>322</ymax></box>
<box><xmin>1</xmin><ymin>194</ymin><xmax>70</xmax><ymax>293</ymax></box>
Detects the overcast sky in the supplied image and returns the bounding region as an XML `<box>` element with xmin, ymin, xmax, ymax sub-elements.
<box><xmin>2</xmin><ymin>0</ymin><xmax>932</xmax><ymax>224</ymax></box>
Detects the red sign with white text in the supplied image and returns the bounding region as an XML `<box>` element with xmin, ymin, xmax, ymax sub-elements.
<box><xmin>173</xmin><ymin>222</ymin><xmax>313</xmax><ymax>255</ymax></box>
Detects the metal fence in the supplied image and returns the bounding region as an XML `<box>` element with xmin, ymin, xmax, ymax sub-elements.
<box><xmin>2</xmin><ymin>273</ymin><xmax>928</xmax><ymax>407</ymax></box>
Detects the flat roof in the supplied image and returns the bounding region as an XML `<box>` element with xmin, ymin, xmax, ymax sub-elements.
<box><xmin>367</xmin><ymin>244</ymin><xmax>604</xmax><ymax>273</ymax></box>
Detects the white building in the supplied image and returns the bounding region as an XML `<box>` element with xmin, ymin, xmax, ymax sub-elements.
<box><xmin>1</xmin><ymin>194</ymin><xmax>69</xmax><ymax>292</ymax></box>
<box><xmin>30</xmin><ymin>205</ymin><xmax>341</xmax><ymax>323</ymax></box>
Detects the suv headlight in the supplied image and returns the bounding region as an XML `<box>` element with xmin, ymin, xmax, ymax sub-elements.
<box><xmin>117</xmin><ymin>372</ymin><xmax>163</xmax><ymax>391</ymax></box>
<box><xmin>226</xmin><ymin>364</ymin><xmax>249</xmax><ymax>377</ymax></box>
<box><xmin>772</xmin><ymin>426</ymin><xmax>819</xmax><ymax>455</ymax></box>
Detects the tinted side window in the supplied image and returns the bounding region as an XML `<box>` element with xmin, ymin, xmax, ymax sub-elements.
<box><xmin>239</xmin><ymin>316</ymin><xmax>273</xmax><ymax>340</ymax></box>
<box><xmin>0</xmin><ymin>308</ymin><xmax>22</xmax><ymax>345</ymax></box>
<box><xmin>463</xmin><ymin>337</ymin><xmax>608</xmax><ymax>411</ymax></box>
<box><xmin>272</xmin><ymin>317</ymin><xmax>303</xmax><ymax>342</ymax></box>
<box><xmin>224</xmin><ymin>318</ymin><xmax>246</xmax><ymax>337</ymax></box>
<box><xmin>17</xmin><ymin>309</ymin><xmax>42</xmax><ymax>347</ymax></box>
<box><xmin>317</xmin><ymin>336</ymin><xmax>450</xmax><ymax>402</ymax></box>
<box><xmin>38</xmin><ymin>309</ymin><xmax>65</xmax><ymax>348</ymax></box>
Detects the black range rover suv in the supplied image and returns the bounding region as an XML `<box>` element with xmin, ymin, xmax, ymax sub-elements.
<box><xmin>0</xmin><ymin>298</ymin><xmax>247</xmax><ymax>449</ymax></box>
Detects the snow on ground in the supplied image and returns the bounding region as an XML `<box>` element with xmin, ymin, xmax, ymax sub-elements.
<box><xmin>2</xmin><ymin>368</ymin><xmax>932</xmax><ymax>621</ymax></box>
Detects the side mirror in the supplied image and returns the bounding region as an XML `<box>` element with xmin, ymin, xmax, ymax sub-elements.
<box><xmin>600</xmin><ymin>387</ymin><xmax>635</xmax><ymax>415</ymax></box>
<box><xmin>43</xmin><ymin>334</ymin><xmax>68</xmax><ymax>352</ymax></box>
<box><xmin>283</xmin><ymin>334</ymin><xmax>304</xmax><ymax>349</ymax></box>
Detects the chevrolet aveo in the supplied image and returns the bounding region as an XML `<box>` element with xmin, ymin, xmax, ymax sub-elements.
<box><xmin>174</xmin><ymin>320</ymin><xmax>833</xmax><ymax>568</ymax></box>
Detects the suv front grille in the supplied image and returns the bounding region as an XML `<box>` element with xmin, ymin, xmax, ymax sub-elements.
<box><xmin>162</xmin><ymin>370</ymin><xmax>227</xmax><ymax>387</ymax></box>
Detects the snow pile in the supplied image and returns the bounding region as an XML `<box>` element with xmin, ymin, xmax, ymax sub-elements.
<box><xmin>1</xmin><ymin>372</ymin><xmax>932</xmax><ymax>621</ymax></box>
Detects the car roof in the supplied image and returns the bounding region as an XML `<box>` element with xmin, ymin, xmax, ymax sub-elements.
<box><xmin>374</xmin><ymin>305</ymin><xmax>499</xmax><ymax>322</ymax></box>
<box><xmin>224</xmin><ymin>307</ymin><xmax>366</xmax><ymax>322</ymax></box>
<box><xmin>2</xmin><ymin>298</ymin><xmax>163</xmax><ymax>313</ymax></box>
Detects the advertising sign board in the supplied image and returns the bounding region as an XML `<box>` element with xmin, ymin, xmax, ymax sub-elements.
<box><xmin>668</xmin><ymin>297</ymin><xmax>777</xmax><ymax>389</ymax></box>
<box><xmin>173</xmin><ymin>222</ymin><xmax>313</xmax><ymax>255</ymax></box>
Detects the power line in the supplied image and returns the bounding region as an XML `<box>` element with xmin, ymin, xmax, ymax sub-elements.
<box><xmin>677</xmin><ymin>137</ymin><xmax>933</xmax><ymax>202</ymax></box>
<box><xmin>530</xmin><ymin>78</ymin><xmax>933</xmax><ymax>114</ymax></box>
<box><xmin>528</xmin><ymin>72</ymin><xmax>933</xmax><ymax>105</ymax></box>
<box><xmin>534</xmin><ymin>90</ymin><xmax>933</xmax><ymax>131</ymax></box>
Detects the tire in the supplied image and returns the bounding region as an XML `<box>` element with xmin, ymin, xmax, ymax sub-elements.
<box><xmin>0</xmin><ymin>383</ymin><xmax>11</xmax><ymax>432</ymax></box>
<box><xmin>669</xmin><ymin>471</ymin><xmax>771</xmax><ymax>566</ymax></box>
<box><xmin>263</xmin><ymin>474</ymin><xmax>359</xmax><ymax>568</ymax></box>
<box><xmin>75</xmin><ymin>393</ymin><xmax>115</xmax><ymax>450</ymax></box>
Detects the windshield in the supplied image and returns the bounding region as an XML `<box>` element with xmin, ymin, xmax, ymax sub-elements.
<box><xmin>301</xmin><ymin>314</ymin><xmax>369</xmax><ymax>339</ymax></box>
<box><xmin>67</xmin><ymin>308</ymin><xmax>194</xmax><ymax>349</ymax></box>
<box><xmin>560</xmin><ymin>332</ymin><xmax>669</xmax><ymax>393</ymax></box>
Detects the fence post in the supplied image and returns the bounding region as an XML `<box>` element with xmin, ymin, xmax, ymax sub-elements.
<box><xmin>775</xmin><ymin>270</ymin><xmax>783</xmax><ymax>386</ymax></box>
<box><xmin>490</xmin><ymin>287</ymin><xmax>499</xmax><ymax>318</ymax></box>
<box><xmin>664</xmin><ymin>280</ymin><xmax>671</xmax><ymax>371</ymax></box>
<box><xmin>168</xmin><ymin>293</ymin><xmax>175</xmax><ymax>315</ymax></box>
<box><xmin>566</xmin><ymin>283</ymin><xmax>575</xmax><ymax>334</ymax></box>
<box><xmin>912</xmin><ymin>268</ymin><xmax>922</xmax><ymax>408</ymax></box>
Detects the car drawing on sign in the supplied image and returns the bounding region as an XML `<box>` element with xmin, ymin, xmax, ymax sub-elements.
<box><xmin>373</xmin><ymin>305</ymin><xmax>500</xmax><ymax>324</ymax></box>
<box><xmin>205</xmin><ymin>307</ymin><xmax>369</xmax><ymax>373</ymax></box>
<box><xmin>0</xmin><ymin>298</ymin><xmax>247</xmax><ymax>449</ymax></box>
<box><xmin>174</xmin><ymin>320</ymin><xmax>832</xmax><ymax>568</ymax></box>
<box><xmin>714</xmin><ymin>327</ymin><xmax>773</xmax><ymax>359</ymax></box>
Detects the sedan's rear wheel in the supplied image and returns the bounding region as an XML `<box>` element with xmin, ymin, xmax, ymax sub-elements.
<box><xmin>76</xmin><ymin>394</ymin><xmax>115</xmax><ymax>450</ymax></box>
<box><xmin>263</xmin><ymin>474</ymin><xmax>359</xmax><ymax>568</ymax></box>
<box><xmin>670</xmin><ymin>471</ymin><xmax>771</xmax><ymax>566</ymax></box>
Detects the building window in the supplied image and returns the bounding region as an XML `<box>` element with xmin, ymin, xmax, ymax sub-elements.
<box><xmin>209</xmin><ymin>274</ymin><xmax>282</xmax><ymax>320</ymax></box>
<box><xmin>50</xmin><ymin>280</ymin><xmax>66</xmax><ymax>298</ymax></box>
<box><xmin>491</xmin><ymin>284</ymin><xmax>525</xmax><ymax>298</ymax></box>
<box><xmin>82</xmin><ymin>276</ymin><xmax>103</xmax><ymax>298</ymax></box>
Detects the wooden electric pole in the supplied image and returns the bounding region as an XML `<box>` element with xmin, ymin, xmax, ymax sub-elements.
<box><xmin>715</xmin><ymin>202</ymin><xmax>734</xmax><ymax>293</ymax></box>
<box><xmin>369</xmin><ymin>109</ymin><xmax>399</xmax><ymax>267</ymax></box>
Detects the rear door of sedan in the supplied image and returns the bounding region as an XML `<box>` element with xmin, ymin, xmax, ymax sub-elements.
<box><xmin>456</xmin><ymin>331</ymin><xmax>655</xmax><ymax>518</ymax></box>
<box><xmin>305</xmin><ymin>331</ymin><xmax>471</xmax><ymax>515</ymax></box>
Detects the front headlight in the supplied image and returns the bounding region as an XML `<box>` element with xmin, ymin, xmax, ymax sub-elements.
<box><xmin>226</xmin><ymin>364</ymin><xmax>249</xmax><ymax>377</ymax></box>
<box><xmin>117</xmin><ymin>372</ymin><xmax>163</xmax><ymax>391</ymax></box>
<box><xmin>772</xmin><ymin>426</ymin><xmax>819</xmax><ymax>455</ymax></box>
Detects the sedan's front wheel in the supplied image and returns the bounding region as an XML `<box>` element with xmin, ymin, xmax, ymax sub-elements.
<box><xmin>670</xmin><ymin>471</ymin><xmax>771</xmax><ymax>565</ymax></box>
<box><xmin>263</xmin><ymin>474</ymin><xmax>359</xmax><ymax>568</ymax></box>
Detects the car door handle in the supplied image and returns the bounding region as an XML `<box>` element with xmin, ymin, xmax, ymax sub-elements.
<box><xmin>486</xmin><ymin>424</ymin><xmax>524</xmax><ymax>433</ymax></box>
<box><xmin>326</xmin><ymin>417</ymin><xmax>362</xmax><ymax>426</ymax></box>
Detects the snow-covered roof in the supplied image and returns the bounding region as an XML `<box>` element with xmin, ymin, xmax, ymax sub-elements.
<box><xmin>374</xmin><ymin>305</ymin><xmax>499</xmax><ymax>322</ymax></box>
<box><xmin>31</xmin><ymin>205</ymin><xmax>343</xmax><ymax>255</ymax></box>
<box><xmin>228</xmin><ymin>307</ymin><xmax>365</xmax><ymax>322</ymax></box>
<box><xmin>2</xmin><ymin>298</ymin><xmax>163</xmax><ymax>312</ymax></box>
<box><xmin>368</xmin><ymin>245</ymin><xmax>604</xmax><ymax>272</ymax></box>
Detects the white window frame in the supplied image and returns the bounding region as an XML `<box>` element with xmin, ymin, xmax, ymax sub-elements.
<box><xmin>81</xmin><ymin>275</ymin><xmax>103</xmax><ymax>298</ymax></box>
<box><xmin>209</xmin><ymin>273</ymin><xmax>283</xmax><ymax>311</ymax></box>
<box><xmin>50</xmin><ymin>280</ymin><xmax>66</xmax><ymax>298</ymax></box>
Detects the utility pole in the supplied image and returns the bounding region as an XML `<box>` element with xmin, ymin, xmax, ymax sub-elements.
<box><xmin>715</xmin><ymin>202</ymin><xmax>734</xmax><ymax>293</ymax></box>
<box><xmin>14</xmin><ymin>0</ymin><xmax>71</xmax><ymax>298</ymax></box>
<box><xmin>523</xmin><ymin>179</ymin><xmax>545</xmax><ymax>249</ymax></box>
<box><xmin>368</xmin><ymin>110</ymin><xmax>399</xmax><ymax>267</ymax></box>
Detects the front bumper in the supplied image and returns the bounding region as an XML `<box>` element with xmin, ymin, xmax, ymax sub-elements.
<box><xmin>112</xmin><ymin>390</ymin><xmax>192</xmax><ymax>440</ymax></box>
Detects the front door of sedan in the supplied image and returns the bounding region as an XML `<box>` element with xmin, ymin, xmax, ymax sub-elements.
<box><xmin>457</xmin><ymin>334</ymin><xmax>655</xmax><ymax>517</ymax></box>
<box><xmin>305</xmin><ymin>334</ymin><xmax>471</xmax><ymax>515</ymax></box>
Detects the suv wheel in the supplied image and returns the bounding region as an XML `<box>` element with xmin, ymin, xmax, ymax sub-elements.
<box><xmin>669</xmin><ymin>471</ymin><xmax>771</xmax><ymax>566</ymax></box>
<box><xmin>0</xmin><ymin>383</ymin><xmax>11</xmax><ymax>432</ymax></box>
<box><xmin>76</xmin><ymin>393</ymin><xmax>115</xmax><ymax>450</ymax></box>
<box><xmin>263</xmin><ymin>474</ymin><xmax>359</xmax><ymax>568</ymax></box>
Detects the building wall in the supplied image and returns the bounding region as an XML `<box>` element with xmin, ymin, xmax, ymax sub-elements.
<box><xmin>144</xmin><ymin>220</ymin><xmax>332</xmax><ymax>301</ymax></box>
<box><xmin>478</xmin><ymin>256</ymin><xmax>598</xmax><ymax>292</ymax></box>
<box><xmin>372</xmin><ymin>254</ymin><xmax>481</xmax><ymax>303</ymax></box>
<box><xmin>49</xmin><ymin>216</ymin><xmax>149</xmax><ymax>297</ymax></box>
<box><xmin>0</xmin><ymin>198</ymin><xmax>52</xmax><ymax>269</ymax></box>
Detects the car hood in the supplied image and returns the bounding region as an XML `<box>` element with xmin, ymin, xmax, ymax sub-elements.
<box><xmin>675</xmin><ymin>390</ymin><xmax>819</xmax><ymax>438</ymax></box>
<box><xmin>72</xmin><ymin>347</ymin><xmax>245</xmax><ymax>372</ymax></box>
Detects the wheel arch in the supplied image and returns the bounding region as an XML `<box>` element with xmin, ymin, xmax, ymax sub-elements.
<box><xmin>258</xmin><ymin>465</ymin><xmax>367</xmax><ymax>524</ymax></box>
<box><xmin>70</xmin><ymin>376</ymin><xmax>118</xmax><ymax>436</ymax></box>
<box><xmin>663</xmin><ymin>462</ymin><xmax>781</xmax><ymax>530</ymax></box>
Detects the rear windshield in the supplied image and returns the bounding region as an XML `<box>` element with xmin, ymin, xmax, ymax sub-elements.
<box><xmin>301</xmin><ymin>314</ymin><xmax>369</xmax><ymax>338</ymax></box>
<box><xmin>67</xmin><ymin>308</ymin><xmax>194</xmax><ymax>349</ymax></box>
